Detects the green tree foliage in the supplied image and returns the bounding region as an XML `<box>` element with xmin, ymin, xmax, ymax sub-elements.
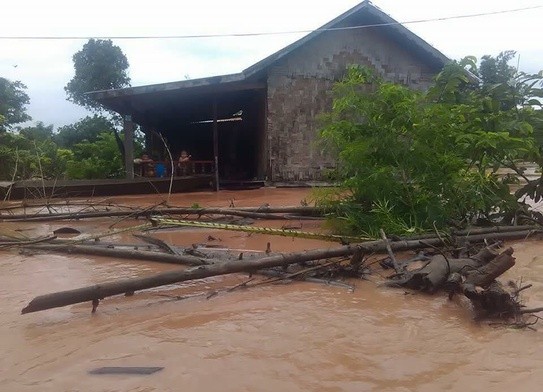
<box><xmin>19</xmin><ymin>121</ymin><xmax>53</xmax><ymax>141</ymax></box>
<box><xmin>64</xmin><ymin>39</ymin><xmax>132</xmax><ymax>163</ymax></box>
<box><xmin>66</xmin><ymin>132</ymin><xmax>124</xmax><ymax>179</ymax></box>
<box><xmin>0</xmin><ymin>78</ymin><xmax>67</xmax><ymax>181</ymax></box>
<box><xmin>0</xmin><ymin>131</ymin><xmax>67</xmax><ymax>180</ymax></box>
<box><xmin>54</xmin><ymin>115</ymin><xmax>115</xmax><ymax>147</ymax></box>
<box><xmin>0</xmin><ymin>77</ymin><xmax>31</xmax><ymax>132</ymax></box>
<box><xmin>319</xmin><ymin>55</ymin><xmax>543</xmax><ymax>236</ymax></box>
<box><xmin>64</xmin><ymin>39</ymin><xmax>130</xmax><ymax>111</ymax></box>
<box><xmin>0</xmin><ymin>68</ymin><xmax>128</xmax><ymax>181</ymax></box>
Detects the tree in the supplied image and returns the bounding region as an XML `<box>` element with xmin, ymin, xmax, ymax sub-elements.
<box><xmin>19</xmin><ymin>121</ymin><xmax>54</xmax><ymax>141</ymax></box>
<box><xmin>479</xmin><ymin>50</ymin><xmax>517</xmax><ymax>86</ymax></box>
<box><xmin>64</xmin><ymin>39</ymin><xmax>130</xmax><ymax>111</ymax></box>
<box><xmin>54</xmin><ymin>115</ymin><xmax>115</xmax><ymax>148</ymax></box>
<box><xmin>0</xmin><ymin>77</ymin><xmax>31</xmax><ymax>132</ymax></box>
<box><xmin>476</xmin><ymin>51</ymin><xmax>539</xmax><ymax>111</ymax></box>
<box><xmin>318</xmin><ymin>56</ymin><xmax>543</xmax><ymax>236</ymax></box>
<box><xmin>64</xmin><ymin>39</ymin><xmax>131</xmax><ymax>163</ymax></box>
<box><xmin>66</xmin><ymin>132</ymin><xmax>124</xmax><ymax>179</ymax></box>
<box><xmin>0</xmin><ymin>80</ymin><xmax>69</xmax><ymax>181</ymax></box>
<box><xmin>0</xmin><ymin>131</ymin><xmax>68</xmax><ymax>181</ymax></box>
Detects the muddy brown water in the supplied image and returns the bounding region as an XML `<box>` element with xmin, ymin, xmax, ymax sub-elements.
<box><xmin>1</xmin><ymin>188</ymin><xmax>543</xmax><ymax>391</ymax></box>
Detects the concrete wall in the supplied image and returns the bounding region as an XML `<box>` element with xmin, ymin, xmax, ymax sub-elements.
<box><xmin>266</xmin><ymin>28</ymin><xmax>438</xmax><ymax>182</ymax></box>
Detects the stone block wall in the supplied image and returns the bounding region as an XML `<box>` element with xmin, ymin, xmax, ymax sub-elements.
<box><xmin>266</xmin><ymin>28</ymin><xmax>438</xmax><ymax>181</ymax></box>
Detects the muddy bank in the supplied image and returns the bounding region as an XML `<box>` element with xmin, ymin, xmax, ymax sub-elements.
<box><xmin>1</xmin><ymin>188</ymin><xmax>543</xmax><ymax>391</ymax></box>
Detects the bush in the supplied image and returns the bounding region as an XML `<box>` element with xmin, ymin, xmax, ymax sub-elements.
<box><xmin>66</xmin><ymin>132</ymin><xmax>123</xmax><ymax>179</ymax></box>
<box><xmin>0</xmin><ymin>132</ymin><xmax>68</xmax><ymax>180</ymax></box>
<box><xmin>318</xmin><ymin>62</ymin><xmax>542</xmax><ymax>236</ymax></box>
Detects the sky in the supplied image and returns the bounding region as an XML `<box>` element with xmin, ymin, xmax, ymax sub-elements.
<box><xmin>1</xmin><ymin>0</ymin><xmax>542</xmax><ymax>129</ymax></box>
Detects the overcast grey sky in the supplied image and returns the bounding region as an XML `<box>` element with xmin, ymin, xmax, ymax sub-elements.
<box><xmin>1</xmin><ymin>0</ymin><xmax>542</xmax><ymax>128</ymax></box>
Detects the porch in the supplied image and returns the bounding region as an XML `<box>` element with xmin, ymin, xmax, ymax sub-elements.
<box><xmin>88</xmin><ymin>73</ymin><xmax>269</xmax><ymax>190</ymax></box>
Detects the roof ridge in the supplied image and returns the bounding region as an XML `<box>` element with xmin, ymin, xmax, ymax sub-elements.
<box><xmin>242</xmin><ymin>0</ymin><xmax>449</xmax><ymax>78</ymax></box>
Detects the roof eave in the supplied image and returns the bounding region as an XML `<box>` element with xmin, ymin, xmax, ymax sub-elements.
<box><xmin>366</xmin><ymin>5</ymin><xmax>450</xmax><ymax>66</ymax></box>
<box><xmin>86</xmin><ymin>72</ymin><xmax>247</xmax><ymax>101</ymax></box>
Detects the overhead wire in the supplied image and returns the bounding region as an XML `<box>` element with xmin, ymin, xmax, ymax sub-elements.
<box><xmin>0</xmin><ymin>4</ymin><xmax>541</xmax><ymax>40</ymax></box>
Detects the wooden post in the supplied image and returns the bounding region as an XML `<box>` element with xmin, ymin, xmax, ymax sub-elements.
<box><xmin>262</xmin><ymin>90</ymin><xmax>270</xmax><ymax>181</ymax></box>
<box><xmin>123</xmin><ymin>115</ymin><xmax>135</xmax><ymax>180</ymax></box>
<box><xmin>142</xmin><ymin>126</ymin><xmax>151</xmax><ymax>152</ymax></box>
<box><xmin>213</xmin><ymin>98</ymin><xmax>220</xmax><ymax>191</ymax></box>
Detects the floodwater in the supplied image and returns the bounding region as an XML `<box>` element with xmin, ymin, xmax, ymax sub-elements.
<box><xmin>1</xmin><ymin>188</ymin><xmax>543</xmax><ymax>391</ymax></box>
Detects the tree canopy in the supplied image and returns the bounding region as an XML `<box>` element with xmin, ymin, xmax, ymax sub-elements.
<box><xmin>0</xmin><ymin>127</ymin><xmax>66</xmax><ymax>181</ymax></box>
<box><xmin>66</xmin><ymin>132</ymin><xmax>124</xmax><ymax>179</ymax></box>
<box><xmin>54</xmin><ymin>115</ymin><xmax>115</xmax><ymax>148</ymax></box>
<box><xmin>64</xmin><ymin>39</ymin><xmax>130</xmax><ymax>111</ymax></box>
<box><xmin>19</xmin><ymin>121</ymin><xmax>54</xmax><ymax>141</ymax></box>
<box><xmin>0</xmin><ymin>77</ymin><xmax>31</xmax><ymax>132</ymax></box>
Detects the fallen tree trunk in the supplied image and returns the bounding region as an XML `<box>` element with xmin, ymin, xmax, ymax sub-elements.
<box><xmin>2</xmin><ymin>206</ymin><xmax>324</xmax><ymax>222</ymax></box>
<box><xmin>1</xmin><ymin>204</ymin><xmax>322</xmax><ymax>215</ymax></box>
<box><xmin>132</xmin><ymin>234</ymin><xmax>180</xmax><ymax>255</ymax></box>
<box><xmin>391</xmin><ymin>225</ymin><xmax>539</xmax><ymax>242</ymax></box>
<box><xmin>22</xmin><ymin>244</ymin><xmax>208</xmax><ymax>266</ymax></box>
<box><xmin>459</xmin><ymin>247</ymin><xmax>519</xmax><ymax>316</ymax></box>
<box><xmin>392</xmin><ymin>247</ymin><xmax>511</xmax><ymax>291</ymax></box>
<box><xmin>21</xmin><ymin>235</ymin><xmax>519</xmax><ymax>314</ymax></box>
<box><xmin>22</xmin><ymin>228</ymin><xmax>531</xmax><ymax>273</ymax></box>
<box><xmin>23</xmin><ymin>236</ymin><xmax>444</xmax><ymax>265</ymax></box>
<box><xmin>21</xmin><ymin>237</ymin><xmax>438</xmax><ymax>273</ymax></box>
<box><xmin>454</xmin><ymin>230</ymin><xmax>542</xmax><ymax>244</ymax></box>
<box><xmin>402</xmin><ymin>256</ymin><xmax>480</xmax><ymax>292</ymax></box>
<box><xmin>20</xmin><ymin>219</ymin><xmax>541</xmax><ymax>272</ymax></box>
<box><xmin>454</xmin><ymin>225</ymin><xmax>540</xmax><ymax>236</ymax></box>
<box><xmin>391</xmin><ymin>245</ymin><xmax>522</xmax><ymax>317</ymax></box>
<box><xmin>463</xmin><ymin>247</ymin><xmax>516</xmax><ymax>288</ymax></box>
<box><xmin>24</xmin><ymin>236</ymin><xmax>455</xmax><ymax>314</ymax></box>
<box><xmin>463</xmin><ymin>281</ymin><xmax>518</xmax><ymax>316</ymax></box>
<box><xmin>21</xmin><ymin>245</ymin><xmax>367</xmax><ymax>314</ymax></box>
<box><xmin>389</xmin><ymin>246</ymin><xmax>500</xmax><ymax>292</ymax></box>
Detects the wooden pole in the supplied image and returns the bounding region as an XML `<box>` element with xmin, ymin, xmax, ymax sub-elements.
<box><xmin>1</xmin><ymin>206</ymin><xmax>326</xmax><ymax>221</ymax></box>
<box><xmin>380</xmin><ymin>229</ymin><xmax>400</xmax><ymax>272</ymax></box>
<box><xmin>213</xmin><ymin>98</ymin><xmax>219</xmax><ymax>192</ymax></box>
<box><xmin>123</xmin><ymin>115</ymin><xmax>135</xmax><ymax>180</ymax></box>
<box><xmin>21</xmin><ymin>245</ymin><xmax>358</xmax><ymax>314</ymax></box>
<box><xmin>22</xmin><ymin>244</ymin><xmax>207</xmax><ymax>266</ymax></box>
<box><xmin>22</xmin><ymin>239</ymin><xmax>452</xmax><ymax>314</ymax></box>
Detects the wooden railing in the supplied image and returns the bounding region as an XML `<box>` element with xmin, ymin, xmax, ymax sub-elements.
<box><xmin>175</xmin><ymin>160</ymin><xmax>215</xmax><ymax>176</ymax></box>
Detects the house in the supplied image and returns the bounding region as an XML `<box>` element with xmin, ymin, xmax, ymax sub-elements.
<box><xmin>88</xmin><ymin>0</ymin><xmax>449</xmax><ymax>185</ymax></box>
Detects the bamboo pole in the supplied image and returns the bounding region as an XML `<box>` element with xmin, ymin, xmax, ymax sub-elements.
<box><xmin>152</xmin><ymin>217</ymin><xmax>371</xmax><ymax>242</ymax></box>
<box><xmin>454</xmin><ymin>225</ymin><xmax>539</xmax><ymax>236</ymax></box>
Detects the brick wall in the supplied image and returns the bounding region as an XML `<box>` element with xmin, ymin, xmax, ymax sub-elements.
<box><xmin>266</xmin><ymin>28</ymin><xmax>438</xmax><ymax>181</ymax></box>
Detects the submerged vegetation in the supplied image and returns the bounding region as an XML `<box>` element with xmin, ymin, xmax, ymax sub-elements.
<box><xmin>318</xmin><ymin>52</ymin><xmax>543</xmax><ymax>236</ymax></box>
